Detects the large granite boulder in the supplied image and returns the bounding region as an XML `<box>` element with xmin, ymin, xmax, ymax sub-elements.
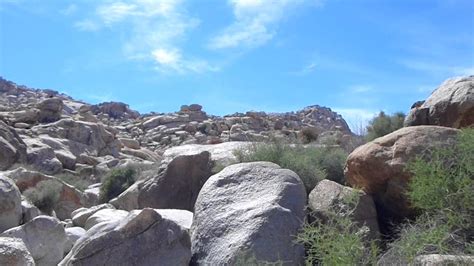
<box><xmin>191</xmin><ymin>162</ymin><xmax>306</xmax><ymax>265</ymax></box>
<box><xmin>60</xmin><ymin>208</ymin><xmax>191</xmax><ymax>265</ymax></box>
<box><xmin>0</xmin><ymin>237</ymin><xmax>35</xmax><ymax>266</ymax></box>
<box><xmin>345</xmin><ymin>126</ymin><xmax>460</xmax><ymax>221</ymax></box>
<box><xmin>1</xmin><ymin>216</ymin><xmax>66</xmax><ymax>266</ymax></box>
<box><xmin>0</xmin><ymin>120</ymin><xmax>27</xmax><ymax>170</ymax></box>
<box><xmin>405</xmin><ymin>76</ymin><xmax>474</xmax><ymax>128</ymax></box>
<box><xmin>308</xmin><ymin>179</ymin><xmax>379</xmax><ymax>241</ymax></box>
<box><xmin>5</xmin><ymin>168</ymin><xmax>86</xmax><ymax>220</ymax></box>
<box><xmin>37</xmin><ymin>98</ymin><xmax>63</xmax><ymax>123</ymax></box>
<box><xmin>112</xmin><ymin>151</ymin><xmax>213</xmax><ymax>211</ymax></box>
<box><xmin>0</xmin><ymin>175</ymin><xmax>22</xmax><ymax>233</ymax></box>
<box><xmin>24</xmin><ymin>138</ymin><xmax>63</xmax><ymax>175</ymax></box>
<box><xmin>162</xmin><ymin>141</ymin><xmax>253</xmax><ymax>170</ymax></box>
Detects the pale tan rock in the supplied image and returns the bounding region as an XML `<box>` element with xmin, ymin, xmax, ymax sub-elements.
<box><xmin>405</xmin><ymin>76</ymin><xmax>474</xmax><ymax>128</ymax></box>
<box><xmin>308</xmin><ymin>179</ymin><xmax>379</xmax><ymax>241</ymax></box>
<box><xmin>345</xmin><ymin>126</ymin><xmax>460</xmax><ymax>220</ymax></box>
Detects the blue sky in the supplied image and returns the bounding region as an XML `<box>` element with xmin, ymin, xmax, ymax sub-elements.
<box><xmin>1</xmin><ymin>0</ymin><xmax>473</xmax><ymax>129</ymax></box>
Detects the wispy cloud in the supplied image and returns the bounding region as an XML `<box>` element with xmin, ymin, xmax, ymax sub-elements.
<box><xmin>74</xmin><ymin>19</ymin><xmax>100</xmax><ymax>31</ymax></box>
<box><xmin>209</xmin><ymin>0</ymin><xmax>320</xmax><ymax>50</ymax></box>
<box><xmin>349</xmin><ymin>85</ymin><xmax>373</xmax><ymax>93</ymax></box>
<box><xmin>74</xmin><ymin>0</ymin><xmax>216</xmax><ymax>74</ymax></box>
<box><xmin>60</xmin><ymin>4</ymin><xmax>77</xmax><ymax>16</ymax></box>
<box><xmin>399</xmin><ymin>59</ymin><xmax>474</xmax><ymax>77</ymax></box>
<box><xmin>289</xmin><ymin>62</ymin><xmax>317</xmax><ymax>75</ymax></box>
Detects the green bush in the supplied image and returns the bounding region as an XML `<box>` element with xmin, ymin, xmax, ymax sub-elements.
<box><xmin>235</xmin><ymin>142</ymin><xmax>325</xmax><ymax>192</ymax></box>
<box><xmin>297</xmin><ymin>190</ymin><xmax>379</xmax><ymax>265</ymax></box>
<box><xmin>234</xmin><ymin>142</ymin><xmax>348</xmax><ymax>192</ymax></box>
<box><xmin>389</xmin><ymin>128</ymin><xmax>474</xmax><ymax>261</ymax></box>
<box><xmin>299</xmin><ymin>127</ymin><xmax>319</xmax><ymax>144</ymax></box>
<box><xmin>99</xmin><ymin>168</ymin><xmax>136</xmax><ymax>203</ymax></box>
<box><xmin>366</xmin><ymin>111</ymin><xmax>405</xmax><ymax>141</ymax></box>
<box><xmin>23</xmin><ymin>179</ymin><xmax>63</xmax><ymax>214</ymax></box>
<box><xmin>310</xmin><ymin>147</ymin><xmax>347</xmax><ymax>184</ymax></box>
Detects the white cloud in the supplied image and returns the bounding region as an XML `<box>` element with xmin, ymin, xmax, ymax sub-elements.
<box><xmin>333</xmin><ymin>108</ymin><xmax>378</xmax><ymax>134</ymax></box>
<box><xmin>74</xmin><ymin>0</ymin><xmax>214</xmax><ymax>74</ymax></box>
<box><xmin>151</xmin><ymin>48</ymin><xmax>219</xmax><ymax>73</ymax></box>
<box><xmin>209</xmin><ymin>0</ymin><xmax>319</xmax><ymax>49</ymax></box>
<box><xmin>97</xmin><ymin>2</ymin><xmax>136</xmax><ymax>24</ymax></box>
<box><xmin>152</xmin><ymin>48</ymin><xmax>180</xmax><ymax>65</ymax></box>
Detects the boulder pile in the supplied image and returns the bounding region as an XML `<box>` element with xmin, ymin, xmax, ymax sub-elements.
<box><xmin>0</xmin><ymin>75</ymin><xmax>472</xmax><ymax>265</ymax></box>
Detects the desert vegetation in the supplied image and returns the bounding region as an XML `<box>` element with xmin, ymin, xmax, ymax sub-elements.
<box><xmin>99</xmin><ymin>168</ymin><xmax>136</xmax><ymax>203</ymax></box>
<box><xmin>297</xmin><ymin>190</ymin><xmax>380</xmax><ymax>265</ymax></box>
<box><xmin>366</xmin><ymin>111</ymin><xmax>405</xmax><ymax>141</ymax></box>
<box><xmin>298</xmin><ymin>128</ymin><xmax>473</xmax><ymax>264</ymax></box>
<box><xmin>387</xmin><ymin>128</ymin><xmax>474</xmax><ymax>261</ymax></box>
<box><xmin>234</xmin><ymin>141</ymin><xmax>348</xmax><ymax>192</ymax></box>
<box><xmin>23</xmin><ymin>180</ymin><xmax>62</xmax><ymax>215</ymax></box>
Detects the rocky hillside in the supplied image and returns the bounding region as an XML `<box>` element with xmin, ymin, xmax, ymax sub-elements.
<box><xmin>0</xmin><ymin>76</ymin><xmax>472</xmax><ymax>265</ymax></box>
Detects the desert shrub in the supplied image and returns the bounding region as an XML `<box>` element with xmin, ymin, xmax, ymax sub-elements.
<box><xmin>235</xmin><ymin>142</ymin><xmax>326</xmax><ymax>192</ymax></box>
<box><xmin>58</xmin><ymin>174</ymin><xmax>91</xmax><ymax>192</ymax></box>
<box><xmin>99</xmin><ymin>168</ymin><xmax>136</xmax><ymax>203</ymax></box>
<box><xmin>388</xmin><ymin>128</ymin><xmax>474</xmax><ymax>261</ymax></box>
<box><xmin>23</xmin><ymin>179</ymin><xmax>63</xmax><ymax>214</ymax></box>
<box><xmin>297</xmin><ymin>190</ymin><xmax>379</xmax><ymax>265</ymax></box>
<box><xmin>366</xmin><ymin>111</ymin><xmax>405</xmax><ymax>141</ymax></box>
<box><xmin>234</xmin><ymin>142</ymin><xmax>348</xmax><ymax>191</ymax></box>
<box><xmin>299</xmin><ymin>127</ymin><xmax>319</xmax><ymax>144</ymax></box>
<box><xmin>309</xmin><ymin>147</ymin><xmax>347</xmax><ymax>184</ymax></box>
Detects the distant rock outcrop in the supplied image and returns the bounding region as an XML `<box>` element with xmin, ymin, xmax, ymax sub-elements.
<box><xmin>91</xmin><ymin>101</ymin><xmax>140</xmax><ymax>120</ymax></box>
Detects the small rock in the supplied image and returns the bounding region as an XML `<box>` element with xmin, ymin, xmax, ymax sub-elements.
<box><xmin>0</xmin><ymin>237</ymin><xmax>35</xmax><ymax>266</ymax></box>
